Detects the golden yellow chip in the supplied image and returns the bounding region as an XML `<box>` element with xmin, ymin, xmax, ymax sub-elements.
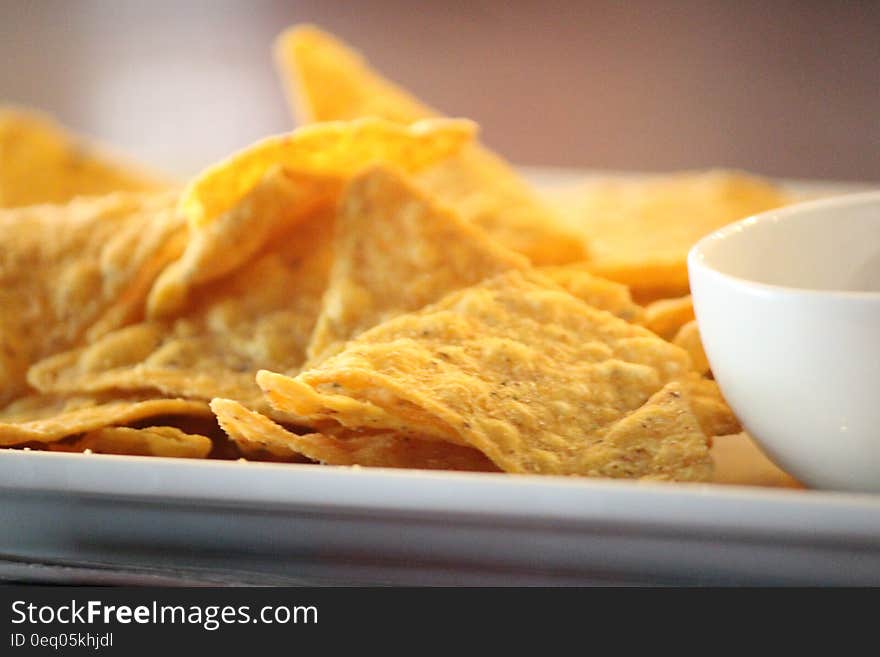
<box><xmin>576</xmin><ymin>380</ymin><xmax>712</xmax><ymax>481</ymax></box>
<box><xmin>306</xmin><ymin>166</ymin><xmax>529</xmax><ymax>363</ymax></box>
<box><xmin>0</xmin><ymin>393</ymin><xmax>110</xmax><ymax>423</ymax></box>
<box><xmin>49</xmin><ymin>425</ymin><xmax>212</xmax><ymax>459</ymax></box>
<box><xmin>276</xmin><ymin>25</ymin><xmax>435</xmax><ymax>124</ymax></box>
<box><xmin>537</xmin><ymin>264</ymin><xmax>643</xmax><ymax>323</ymax></box>
<box><xmin>212</xmin><ymin>398</ymin><xmax>497</xmax><ymax>470</ymax></box>
<box><xmin>299</xmin><ymin>166</ymin><xmax>640</xmax><ymax>366</ymax></box>
<box><xmin>259</xmin><ymin>371</ymin><xmax>423</xmax><ymax>437</ymax></box>
<box><xmin>414</xmin><ymin>152</ymin><xmax>587</xmax><ymax>265</ymax></box>
<box><xmin>711</xmin><ymin>432</ymin><xmax>802</xmax><ymax>488</ymax></box>
<box><xmin>276</xmin><ymin>26</ymin><xmax>586</xmax><ymax>265</ymax></box>
<box><xmin>547</xmin><ymin>171</ymin><xmax>790</xmax><ymax>297</ymax></box>
<box><xmin>0</xmin><ymin>106</ymin><xmax>169</xmax><ymax>209</ymax></box>
<box><xmin>0</xmin><ymin>396</ymin><xmax>211</xmax><ymax>446</ymax></box>
<box><xmin>258</xmin><ymin>270</ymin><xmax>709</xmax><ymax>479</ymax></box>
<box><xmin>288</xmin><ymin>430</ymin><xmax>498</xmax><ymax>471</ymax></box>
<box><xmin>683</xmin><ymin>374</ymin><xmax>741</xmax><ymax>437</ymax></box>
<box><xmin>27</xmin><ymin>198</ymin><xmax>334</xmax><ymax>418</ymax></box>
<box><xmin>641</xmin><ymin>295</ymin><xmax>695</xmax><ymax>340</ymax></box>
<box><xmin>181</xmin><ymin>117</ymin><xmax>474</xmax><ymax>228</ymax></box>
<box><xmin>153</xmin><ymin>118</ymin><xmax>474</xmax><ymax>320</ymax></box>
<box><xmin>211</xmin><ymin>399</ymin><xmax>307</xmax><ymax>462</ymax></box>
<box><xmin>148</xmin><ymin>167</ymin><xmax>340</xmax><ymax>318</ymax></box>
<box><xmin>0</xmin><ymin>191</ymin><xmax>185</xmax><ymax>405</ymax></box>
<box><xmin>673</xmin><ymin>320</ymin><xmax>710</xmax><ymax>375</ymax></box>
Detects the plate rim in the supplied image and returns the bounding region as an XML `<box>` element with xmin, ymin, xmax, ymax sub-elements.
<box><xmin>3</xmin><ymin>449</ymin><xmax>880</xmax><ymax>546</ymax></box>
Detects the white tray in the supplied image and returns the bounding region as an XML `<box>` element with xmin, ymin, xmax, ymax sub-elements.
<box><xmin>2</xmin><ymin>171</ymin><xmax>878</xmax><ymax>586</ymax></box>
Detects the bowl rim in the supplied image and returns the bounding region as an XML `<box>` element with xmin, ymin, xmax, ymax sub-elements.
<box><xmin>688</xmin><ymin>190</ymin><xmax>880</xmax><ymax>300</ymax></box>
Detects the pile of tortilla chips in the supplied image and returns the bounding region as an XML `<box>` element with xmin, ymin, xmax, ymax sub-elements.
<box><xmin>0</xmin><ymin>25</ymin><xmax>800</xmax><ymax>486</ymax></box>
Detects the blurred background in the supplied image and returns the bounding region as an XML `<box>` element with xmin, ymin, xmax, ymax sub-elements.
<box><xmin>2</xmin><ymin>0</ymin><xmax>878</xmax><ymax>181</ymax></box>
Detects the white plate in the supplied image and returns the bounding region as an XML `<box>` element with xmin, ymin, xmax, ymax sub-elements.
<box><xmin>2</xmin><ymin>171</ymin><xmax>878</xmax><ymax>586</ymax></box>
<box><xmin>3</xmin><ymin>450</ymin><xmax>880</xmax><ymax>585</ymax></box>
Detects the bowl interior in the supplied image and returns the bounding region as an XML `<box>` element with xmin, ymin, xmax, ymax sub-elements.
<box><xmin>694</xmin><ymin>192</ymin><xmax>880</xmax><ymax>292</ymax></box>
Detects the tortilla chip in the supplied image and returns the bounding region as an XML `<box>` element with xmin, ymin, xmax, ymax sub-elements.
<box><xmin>306</xmin><ymin>166</ymin><xmax>529</xmax><ymax>363</ymax></box>
<box><xmin>0</xmin><ymin>393</ymin><xmax>109</xmax><ymax>423</ymax></box>
<box><xmin>180</xmin><ymin>117</ymin><xmax>474</xmax><ymax>229</ymax></box>
<box><xmin>151</xmin><ymin>118</ymin><xmax>473</xmax><ymax>320</ymax></box>
<box><xmin>258</xmin><ymin>270</ymin><xmax>708</xmax><ymax>479</ymax></box>
<box><xmin>0</xmin><ymin>107</ymin><xmax>169</xmax><ymax>209</ymax></box>
<box><xmin>548</xmin><ymin>171</ymin><xmax>789</xmax><ymax>296</ymax></box>
<box><xmin>28</xmin><ymin>195</ymin><xmax>334</xmax><ymax>417</ymax></box>
<box><xmin>537</xmin><ymin>264</ymin><xmax>643</xmax><ymax>323</ymax></box>
<box><xmin>276</xmin><ymin>26</ymin><xmax>586</xmax><ymax>265</ymax></box>
<box><xmin>211</xmin><ymin>397</ymin><xmax>497</xmax><ymax>470</ymax></box>
<box><xmin>576</xmin><ymin>380</ymin><xmax>712</xmax><ymax>481</ymax></box>
<box><xmin>210</xmin><ymin>398</ymin><xmax>307</xmax><ymax>462</ymax></box>
<box><xmin>258</xmin><ymin>371</ymin><xmax>423</xmax><ymax>437</ymax></box>
<box><xmin>711</xmin><ymin>432</ymin><xmax>802</xmax><ymax>488</ymax></box>
<box><xmin>415</xmin><ymin>152</ymin><xmax>587</xmax><ymax>265</ymax></box>
<box><xmin>148</xmin><ymin>167</ymin><xmax>340</xmax><ymax>318</ymax></box>
<box><xmin>276</xmin><ymin>25</ymin><xmax>435</xmax><ymax>125</ymax></box>
<box><xmin>684</xmin><ymin>374</ymin><xmax>741</xmax><ymax>437</ymax></box>
<box><xmin>0</xmin><ymin>396</ymin><xmax>211</xmax><ymax>446</ymax></box>
<box><xmin>641</xmin><ymin>299</ymin><xmax>712</xmax><ymax>377</ymax></box>
<box><xmin>641</xmin><ymin>295</ymin><xmax>695</xmax><ymax>340</ymax></box>
<box><xmin>48</xmin><ymin>425</ymin><xmax>212</xmax><ymax>458</ymax></box>
<box><xmin>0</xmin><ymin>191</ymin><xmax>185</xmax><ymax>404</ymax></box>
<box><xmin>673</xmin><ymin>320</ymin><xmax>710</xmax><ymax>375</ymax></box>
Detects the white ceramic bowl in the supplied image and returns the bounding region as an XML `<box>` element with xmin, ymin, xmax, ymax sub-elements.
<box><xmin>689</xmin><ymin>191</ymin><xmax>880</xmax><ymax>492</ymax></box>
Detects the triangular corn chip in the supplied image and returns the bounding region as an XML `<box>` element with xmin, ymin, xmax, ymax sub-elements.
<box><xmin>673</xmin><ymin>320</ymin><xmax>710</xmax><ymax>375</ymax></box>
<box><xmin>275</xmin><ymin>26</ymin><xmax>586</xmax><ymax>265</ymax></box>
<box><xmin>641</xmin><ymin>298</ymin><xmax>714</xmax><ymax>378</ymax></box>
<box><xmin>0</xmin><ymin>191</ymin><xmax>185</xmax><ymax>404</ymax></box>
<box><xmin>0</xmin><ymin>396</ymin><xmax>211</xmax><ymax>446</ymax></box>
<box><xmin>148</xmin><ymin>167</ymin><xmax>341</xmax><ymax>318</ymax></box>
<box><xmin>180</xmin><ymin>117</ymin><xmax>474</xmax><ymax>228</ymax></box>
<box><xmin>0</xmin><ymin>106</ymin><xmax>169</xmax><ymax>208</ymax></box>
<box><xmin>536</xmin><ymin>264</ymin><xmax>643</xmax><ymax>323</ymax></box>
<box><xmin>305</xmin><ymin>167</ymin><xmax>639</xmax><ymax>365</ymax></box>
<box><xmin>575</xmin><ymin>380</ymin><xmax>712</xmax><ymax>481</ymax></box>
<box><xmin>48</xmin><ymin>425</ymin><xmax>213</xmax><ymax>458</ymax></box>
<box><xmin>414</xmin><ymin>151</ymin><xmax>588</xmax><ymax>265</ymax></box>
<box><xmin>211</xmin><ymin>398</ymin><xmax>497</xmax><ymax>470</ymax></box>
<box><xmin>276</xmin><ymin>26</ymin><xmax>435</xmax><ymax>124</ymax></box>
<box><xmin>211</xmin><ymin>398</ymin><xmax>307</xmax><ymax>462</ymax></box>
<box><xmin>640</xmin><ymin>295</ymin><xmax>695</xmax><ymax>340</ymax></box>
<box><xmin>548</xmin><ymin>171</ymin><xmax>789</xmax><ymax>298</ymax></box>
<box><xmin>258</xmin><ymin>270</ymin><xmax>710</xmax><ymax>479</ymax></box>
<box><xmin>307</xmin><ymin>166</ymin><xmax>529</xmax><ymax>363</ymax></box>
<box><xmin>27</xmin><ymin>186</ymin><xmax>334</xmax><ymax>418</ymax></box>
<box><xmin>682</xmin><ymin>374</ymin><xmax>741</xmax><ymax>438</ymax></box>
<box><xmin>154</xmin><ymin>118</ymin><xmax>472</xmax><ymax>319</ymax></box>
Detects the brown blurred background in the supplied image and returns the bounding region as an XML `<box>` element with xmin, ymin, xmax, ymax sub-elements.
<box><xmin>2</xmin><ymin>0</ymin><xmax>878</xmax><ymax>181</ymax></box>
